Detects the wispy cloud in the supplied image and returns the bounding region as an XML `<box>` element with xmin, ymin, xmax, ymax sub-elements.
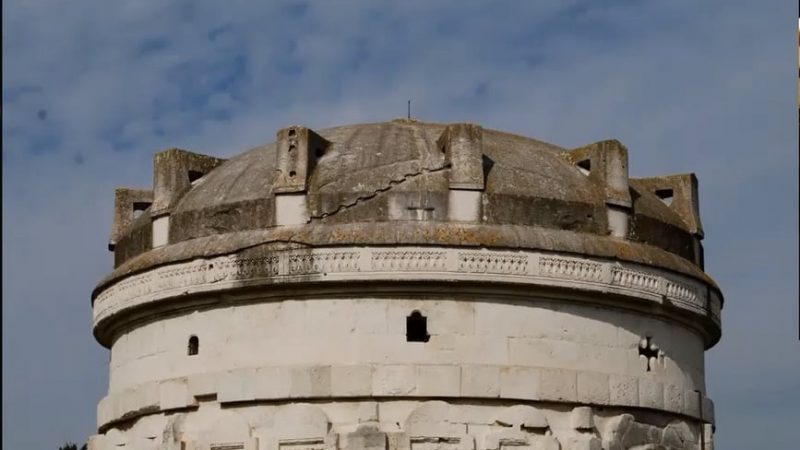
<box><xmin>3</xmin><ymin>1</ymin><xmax>797</xmax><ymax>448</ymax></box>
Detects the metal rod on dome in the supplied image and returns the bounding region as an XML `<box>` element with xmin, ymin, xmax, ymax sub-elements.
<box><xmin>408</xmin><ymin>100</ymin><xmax>411</xmax><ymax>119</ymax></box>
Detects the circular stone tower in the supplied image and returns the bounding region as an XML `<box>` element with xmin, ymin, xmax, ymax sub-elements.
<box><xmin>90</xmin><ymin>120</ymin><xmax>722</xmax><ymax>450</ymax></box>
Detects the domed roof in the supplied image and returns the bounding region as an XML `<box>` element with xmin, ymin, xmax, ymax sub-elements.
<box><xmin>176</xmin><ymin>121</ymin><xmax>598</xmax><ymax>221</ymax></box>
<box><xmin>101</xmin><ymin>119</ymin><xmax>713</xmax><ymax>292</ymax></box>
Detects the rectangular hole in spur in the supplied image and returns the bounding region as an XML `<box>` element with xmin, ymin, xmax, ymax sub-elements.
<box><xmin>132</xmin><ymin>201</ymin><xmax>151</xmax><ymax>219</ymax></box>
<box><xmin>188</xmin><ymin>170</ymin><xmax>204</xmax><ymax>185</ymax></box>
<box><xmin>576</xmin><ymin>159</ymin><xmax>591</xmax><ymax>176</ymax></box>
<box><xmin>655</xmin><ymin>188</ymin><xmax>674</xmax><ymax>206</ymax></box>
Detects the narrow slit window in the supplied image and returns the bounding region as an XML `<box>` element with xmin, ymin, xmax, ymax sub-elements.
<box><xmin>406</xmin><ymin>310</ymin><xmax>430</xmax><ymax>342</ymax></box>
<box><xmin>187</xmin><ymin>335</ymin><xmax>199</xmax><ymax>356</ymax></box>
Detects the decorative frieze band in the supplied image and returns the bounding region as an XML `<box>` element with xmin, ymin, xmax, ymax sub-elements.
<box><xmin>539</xmin><ymin>257</ymin><xmax>603</xmax><ymax>282</ymax></box>
<box><xmin>459</xmin><ymin>252</ymin><xmax>528</xmax><ymax>275</ymax></box>
<box><xmin>611</xmin><ymin>267</ymin><xmax>660</xmax><ymax>292</ymax></box>
<box><xmin>372</xmin><ymin>251</ymin><xmax>447</xmax><ymax>271</ymax></box>
<box><xmin>288</xmin><ymin>252</ymin><xmax>360</xmax><ymax>275</ymax></box>
<box><xmin>94</xmin><ymin>247</ymin><xmax>717</xmax><ymax>330</ymax></box>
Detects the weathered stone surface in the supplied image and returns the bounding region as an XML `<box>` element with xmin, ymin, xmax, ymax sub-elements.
<box><xmin>108</xmin><ymin>120</ymin><xmax>712</xmax><ymax>281</ymax></box>
<box><xmin>91</xmin><ymin>119</ymin><xmax>721</xmax><ymax>450</ymax></box>
<box><xmin>633</xmin><ymin>174</ymin><xmax>704</xmax><ymax>237</ymax></box>
<box><xmin>332</xmin><ymin>365</ymin><xmax>373</xmax><ymax>397</ymax></box>
<box><xmin>494</xmin><ymin>405</ymin><xmax>548</xmax><ymax>430</ymax></box>
<box><xmin>438</xmin><ymin>123</ymin><xmax>485</xmax><ymax>190</ymax></box>
<box><xmin>539</xmin><ymin>368</ymin><xmax>577</xmax><ymax>402</ymax></box>
<box><xmin>570</xmin><ymin>406</ymin><xmax>594</xmax><ymax>430</ymax></box>
<box><xmin>577</xmin><ymin>372</ymin><xmax>610</xmax><ymax>405</ymax></box>
<box><xmin>500</xmin><ymin>367</ymin><xmax>540</xmax><ymax>400</ymax></box>
<box><xmin>415</xmin><ymin>365</ymin><xmax>460</xmax><ymax>397</ymax></box>
<box><xmin>562</xmin><ymin>139</ymin><xmax>632</xmax><ymax>239</ymax></box>
<box><xmin>609</xmin><ymin>374</ymin><xmax>639</xmax><ymax>407</ymax></box>
<box><xmin>639</xmin><ymin>378</ymin><xmax>665</xmax><ymax>410</ymax></box>
<box><xmin>273</xmin><ymin>126</ymin><xmax>332</xmax><ymax>194</ymax></box>
<box><xmin>372</xmin><ymin>365</ymin><xmax>416</xmax><ymax>396</ymax></box>
<box><xmin>158</xmin><ymin>378</ymin><xmax>195</xmax><ymax>410</ymax></box>
<box><xmin>460</xmin><ymin>365</ymin><xmax>500</xmax><ymax>398</ymax></box>
<box><xmin>151</xmin><ymin>148</ymin><xmax>225</xmax><ymax>217</ymax></box>
<box><xmin>109</xmin><ymin>188</ymin><xmax>153</xmax><ymax>251</ymax></box>
<box><xmin>343</xmin><ymin>424</ymin><xmax>387</xmax><ymax>450</ymax></box>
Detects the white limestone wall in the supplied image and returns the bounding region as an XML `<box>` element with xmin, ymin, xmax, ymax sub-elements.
<box><xmin>108</xmin><ymin>296</ymin><xmax>705</xmax><ymax>397</ymax></box>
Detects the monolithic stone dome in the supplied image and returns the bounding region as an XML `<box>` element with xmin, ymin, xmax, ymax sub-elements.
<box><xmin>90</xmin><ymin>119</ymin><xmax>722</xmax><ymax>450</ymax></box>
<box><xmin>102</xmin><ymin>119</ymin><xmax>713</xmax><ymax>288</ymax></box>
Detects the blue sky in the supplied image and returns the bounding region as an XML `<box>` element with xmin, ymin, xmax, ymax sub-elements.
<box><xmin>2</xmin><ymin>1</ymin><xmax>798</xmax><ymax>448</ymax></box>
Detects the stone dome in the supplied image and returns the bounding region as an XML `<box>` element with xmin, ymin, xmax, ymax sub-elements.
<box><xmin>103</xmin><ymin>119</ymin><xmax>712</xmax><ymax>287</ymax></box>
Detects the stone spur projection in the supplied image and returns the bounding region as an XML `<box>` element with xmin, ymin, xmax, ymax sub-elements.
<box><xmin>90</xmin><ymin>119</ymin><xmax>722</xmax><ymax>450</ymax></box>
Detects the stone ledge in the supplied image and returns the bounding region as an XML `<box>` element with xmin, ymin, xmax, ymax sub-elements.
<box><xmin>98</xmin><ymin>364</ymin><xmax>713</xmax><ymax>430</ymax></box>
<box><xmin>93</xmin><ymin>246</ymin><xmax>720</xmax><ymax>347</ymax></box>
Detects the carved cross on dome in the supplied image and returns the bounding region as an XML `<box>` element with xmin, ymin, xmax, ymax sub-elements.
<box><xmin>639</xmin><ymin>337</ymin><xmax>661</xmax><ymax>372</ymax></box>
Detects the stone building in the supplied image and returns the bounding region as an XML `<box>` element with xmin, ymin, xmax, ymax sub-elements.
<box><xmin>89</xmin><ymin>119</ymin><xmax>722</xmax><ymax>450</ymax></box>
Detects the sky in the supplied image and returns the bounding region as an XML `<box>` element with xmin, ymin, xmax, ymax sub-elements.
<box><xmin>2</xmin><ymin>1</ymin><xmax>798</xmax><ymax>448</ymax></box>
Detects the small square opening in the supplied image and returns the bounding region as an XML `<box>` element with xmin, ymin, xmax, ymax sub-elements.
<box><xmin>655</xmin><ymin>188</ymin><xmax>674</xmax><ymax>206</ymax></box>
<box><xmin>406</xmin><ymin>310</ymin><xmax>430</xmax><ymax>342</ymax></box>
<box><xmin>576</xmin><ymin>159</ymin><xmax>591</xmax><ymax>176</ymax></box>
<box><xmin>188</xmin><ymin>170</ymin><xmax>204</xmax><ymax>184</ymax></box>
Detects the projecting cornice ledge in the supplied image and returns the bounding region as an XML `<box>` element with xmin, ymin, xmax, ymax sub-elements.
<box><xmin>92</xmin><ymin>246</ymin><xmax>722</xmax><ymax>348</ymax></box>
